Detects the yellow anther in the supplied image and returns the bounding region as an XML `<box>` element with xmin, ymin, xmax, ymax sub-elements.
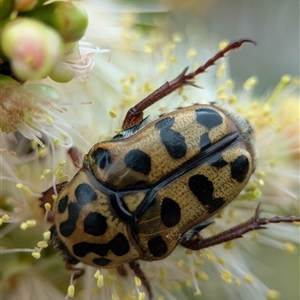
<box><xmin>58</xmin><ymin>175</ymin><xmax>68</xmax><ymax>183</ymax></box>
<box><xmin>177</xmin><ymin>259</ymin><xmax>184</xmax><ymax>267</ymax></box>
<box><xmin>38</xmin><ymin>147</ymin><xmax>48</xmax><ymax>158</ymax></box>
<box><xmin>256</xmin><ymin>171</ymin><xmax>265</xmax><ymax>178</ymax></box>
<box><xmin>144</xmin><ymin>82</ymin><xmax>154</xmax><ymax>93</ymax></box>
<box><xmin>283</xmin><ymin>242</ymin><xmax>296</xmax><ymax>253</ymax></box>
<box><xmin>44</xmin><ymin>203</ymin><xmax>51</xmax><ymax>211</ymax></box>
<box><xmin>43</xmin><ymin>231</ymin><xmax>51</xmax><ymax>240</ymax></box>
<box><xmin>187</xmin><ymin>48</ymin><xmax>197</xmax><ymax>58</ymax></box>
<box><xmin>244</xmin><ymin>274</ymin><xmax>253</xmax><ymax>284</ymax></box>
<box><xmin>159</xmin><ymin>268</ymin><xmax>167</xmax><ymax>277</ymax></box>
<box><xmin>226</xmin><ymin>79</ymin><xmax>234</xmax><ymax>88</ymax></box>
<box><xmin>243</xmin><ymin>76</ymin><xmax>258</xmax><ymax>91</ymax></box>
<box><xmin>197</xmin><ymin>271</ymin><xmax>208</xmax><ymax>281</ymax></box>
<box><xmin>217</xmin><ymin>86</ymin><xmax>226</xmax><ymax>95</ymax></box>
<box><xmin>53</xmin><ymin>138</ymin><xmax>60</xmax><ymax>147</ymax></box>
<box><xmin>223</xmin><ymin>241</ymin><xmax>233</xmax><ymax>249</ymax></box>
<box><xmin>168</xmin><ymin>55</ymin><xmax>177</xmax><ymax>64</ymax></box>
<box><xmin>97</xmin><ymin>274</ymin><xmax>104</xmax><ymax>288</ymax></box>
<box><xmin>157</xmin><ymin>63</ymin><xmax>167</xmax><ymax>72</ymax></box>
<box><xmin>221</xmin><ymin>270</ymin><xmax>232</xmax><ymax>284</ymax></box>
<box><xmin>43</xmin><ymin>169</ymin><xmax>51</xmax><ymax>176</ymax></box>
<box><xmin>138</xmin><ymin>292</ymin><xmax>145</xmax><ymax>300</ymax></box>
<box><xmin>46</xmin><ymin>115</ymin><xmax>54</xmax><ymax>124</ymax></box>
<box><xmin>219</xmin><ymin>40</ymin><xmax>229</xmax><ymax>50</ymax></box>
<box><xmin>173</xmin><ymin>281</ymin><xmax>181</xmax><ymax>290</ymax></box>
<box><xmin>32</xmin><ymin>251</ymin><xmax>41</xmax><ymax>259</ymax></box>
<box><xmin>109</xmin><ymin>109</ymin><xmax>117</xmax><ymax>118</ymax></box>
<box><xmin>94</xmin><ymin>269</ymin><xmax>100</xmax><ymax>278</ymax></box>
<box><xmin>182</xmin><ymin>95</ymin><xmax>188</xmax><ymax>102</ymax></box>
<box><xmin>52</xmin><ymin>194</ymin><xmax>58</xmax><ymax>201</ymax></box>
<box><xmin>30</xmin><ymin>140</ymin><xmax>38</xmax><ymax>149</ymax></box>
<box><xmin>2</xmin><ymin>214</ymin><xmax>9</xmax><ymax>222</ymax></box>
<box><xmin>20</xmin><ymin>222</ymin><xmax>28</xmax><ymax>230</ymax></box>
<box><xmin>229</xmin><ymin>95</ymin><xmax>237</xmax><ymax>104</ymax></box>
<box><xmin>217</xmin><ymin>257</ymin><xmax>225</xmax><ymax>265</ymax></box>
<box><xmin>235</xmin><ymin>278</ymin><xmax>242</xmax><ymax>286</ymax></box>
<box><xmin>172</xmin><ymin>32</ymin><xmax>182</xmax><ymax>43</ymax></box>
<box><xmin>143</xmin><ymin>45</ymin><xmax>153</xmax><ymax>54</ymax></box>
<box><xmin>68</xmin><ymin>284</ymin><xmax>75</xmax><ymax>298</ymax></box>
<box><xmin>266</xmin><ymin>289</ymin><xmax>280</xmax><ymax>299</ymax></box>
<box><xmin>112</xmin><ymin>292</ymin><xmax>119</xmax><ymax>300</ymax></box>
<box><xmin>194</xmin><ymin>288</ymin><xmax>202</xmax><ymax>296</ymax></box>
<box><xmin>37</xmin><ymin>241</ymin><xmax>48</xmax><ymax>248</ymax></box>
<box><xmin>195</xmin><ymin>260</ymin><xmax>205</xmax><ymax>267</ymax></box>
<box><xmin>26</xmin><ymin>220</ymin><xmax>36</xmax><ymax>227</ymax></box>
<box><xmin>204</xmin><ymin>250</ymin><xmax>214</xmax><ymax>261</ymax></box>
<box><xmin>134</xmin><ymin>276</ymin><xmax>141</xmax><ymax>287</ymax></box>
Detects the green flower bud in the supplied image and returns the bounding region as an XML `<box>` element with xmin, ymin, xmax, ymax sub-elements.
<box><xmin>49</xmin><ymin>61</ymin><xmax>74</xmax><ymax>83</ymax></box>
<box><xmin>0</xmin><ymin>18</ymin><xmax>63</xmax><ymax>81</ymax></box>
<box><xmin>0</xmin><ymin>0</ymin><xmax>14</xmax><ymax>19</ymax></box>
<box><xmin>14</xmin><ymin>0</ymin><xmax>37</xmax><ymax>11</ymax></box>
<box><xmin>20</xmin><ymin>1</ymin><xmax>88</xmax><ymax>43</ymax></box>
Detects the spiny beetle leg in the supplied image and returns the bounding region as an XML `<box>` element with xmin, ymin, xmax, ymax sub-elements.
<box><xmin>122</xmin><ymin>38</ymin><xmax>256</xmax><ymax>129</ymax></box>
<box><xmin>68</xmin><ymin>147</ymin><xmax>82</xmax><ymax>169</ymax></box>
<box><xmin>117</xmin><ymin>265</ymin><xmax>127</xmax><ymax>277</ymax></box>
<box><xmin>39</xmin><ymin>181</ymin><xmax>68</xmax><ymax>222</ymax></box>
<box><xmin>65</xmin><ymin>262</ymin><xmax>85</xmax><ymax>281</ymax></box>
<box><xmin>129</xmin><ymin>260</ymin><xmax>153</xmax><ymax>300</ymax></box>
<box><xmin>181</xmin><ymin>204</ymin><xmax>300</xmax><ymax>250</ymax></box>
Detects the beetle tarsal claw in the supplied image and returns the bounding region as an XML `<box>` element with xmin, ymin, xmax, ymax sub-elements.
<box><xmin>129</xmin><ymin>261</ymin><xmax>153</xmax><ymax>300</ymax></box>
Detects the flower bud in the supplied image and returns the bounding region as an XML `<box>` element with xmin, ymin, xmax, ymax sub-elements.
<box><xmin>0</xmin><ymin>0</ymin><xmax>15</xmax><ymax>19</ymax></box>
<box><xmin>49</xmin><ymin>61</ymin><xmax>75</xmax><ymax>83</ymax></box>
<box><xmin>0</xmin><ymin>18</ymin><xmax>63</xmax><ymax>81</ymax></box>
<box><xmin>20</xmin><ymin>1</ymin><xmax>88</xmax><ymax>43</ymax></box>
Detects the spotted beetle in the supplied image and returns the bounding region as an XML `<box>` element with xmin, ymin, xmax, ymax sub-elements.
<box><xmin>42</xmin><ymin>39</ymin><xmax>300</xmax><ymax>299</ymax></box>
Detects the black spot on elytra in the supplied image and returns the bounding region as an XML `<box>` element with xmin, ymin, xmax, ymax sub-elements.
<box><xmin>155</xmin><ymin>117</ymin><xmax>187</xmax><ymax>159</ymax></box>
<box><xmin>50</xmin><ymin>225</ymin><xmax>80</xmax><ymax>265</ymax></box>
<box><xmin>161</xmin><ymin>197</ymin><xmax>181</xmax><ymax>227</ymax></box>
<box><xmin>59</xmin><ymin>202</ymin><xmax>81</xmax><ymax>237</ymax></box>
<box><xmin>207</xmin><ymin>198</ymin><xmax>225</xmax><ymax>213</ymax></box>
<box><xmin>75</xmin><ymin>183</ymin><xmax>97</xmax><ymax>207</ymax></box>
<box><xmin>59</xmin><ymin>184</ymin><xmax>97</xmax><ymax>238</ymax></box>
<box><xmin>189</xmin><ymin>174</ymin><xmax>214</xmax><ymax>205</ymax></box>
<box><xmin>148</xmin><ymin>235</ymin><xmax>168</xmax><ymax>257</ymax></box>
<box><xmin>58</xmin><ymin>195</ymin><xmax>68</xmax><ymax>214</ymax></box>
<box><xmin>188</xmin><ymin>174</ymin><xmax>225</xmax><ymax>213</ymax></box>
<box><xmin>84</xmin><ymin>212</ymin><xmax>107</xmax><ymax>236</ymax></box>
<box><xmin>210</xmin><ymin>153</ymin><xmax>228</xmax><ymax>168</ymax></box>
<box><xmin>230</xmin><ymin>154</ymin><xmax>249</xmax><ymax>183</ymax></box>
<box><xmin>109</xmin><ymin>233</ymin><xmax>130</xmax><ymax>256</ymax></box>
<box><xmin>93</xmin><ymin>257</ymin><xmax>111</xmax><ymax>266</ymax></box>
<box><xmin>195</xmin><ymin>108</ymin><xmax>223</xmax><ymax>129</ymax></box>
<box><xmin>92</xmin><ymin>147</ymin><xmax>112</xmax><ymax>169</ymax></box>
<box><xmin>199</xmin><ymin>132</ymin><xmax>211</xmax><ymax>151</ymax></box>
<box><xmin>124</xmin><ymin>149</ymin><xmax>151</xmax><ymax>175</ymax></box>
<box><xmin>73</xmin><ymin>242</ymin><xmax>109</xmax><ymax>257</ymax></box>
<box><xmin>155</xmin><ymin>117</ymin><xmax>175</xmax><ymax>129</ymax></box>
<box><xmin>72</xmin><ymin>233</ymin><xmax>130</xmax><ymax>259</ymax></box>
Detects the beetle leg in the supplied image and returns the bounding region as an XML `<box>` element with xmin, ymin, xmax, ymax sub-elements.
<box><xmin>39</xmin><ymin>181</ymin><xmax>68</xmax><ymax>222</ymax></box>
<box><xmin>117</xmin><ymin>265</ymin><xmax>127</xmax><ymax>277</ymax></box>
<box><xmin>129</xmin><ymin>260</ymin><xmax>153</xmax><ymax>300</ymax></box>
<box><xmin>65</xmin><ymin>262</ymin><xmax>85</xmax><ymax>280</ymax></box>
<box><xmin>181</xmin><ymin>204</ymin><xmax>300</xmax><ymax>250</ymax></box>
<box><xmin>39</xmin><ymin>147</ymin><xmax>83</xmax><ymax>221</ymax></box>
<box><xmin>68</xmin><ymin>147</ymin><xmax>83</xmax><ymax>169</ymax></box>
<box><xmin>122</xmin><ymin>38</ymin><xmax>256</xmax><ymax>129</ymax></box>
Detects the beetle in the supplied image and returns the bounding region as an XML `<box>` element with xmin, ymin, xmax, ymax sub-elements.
<box><xmin>42</xmin><ymin>39</ymin><xmax>300</xmax><ymax>299</ymax></box>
